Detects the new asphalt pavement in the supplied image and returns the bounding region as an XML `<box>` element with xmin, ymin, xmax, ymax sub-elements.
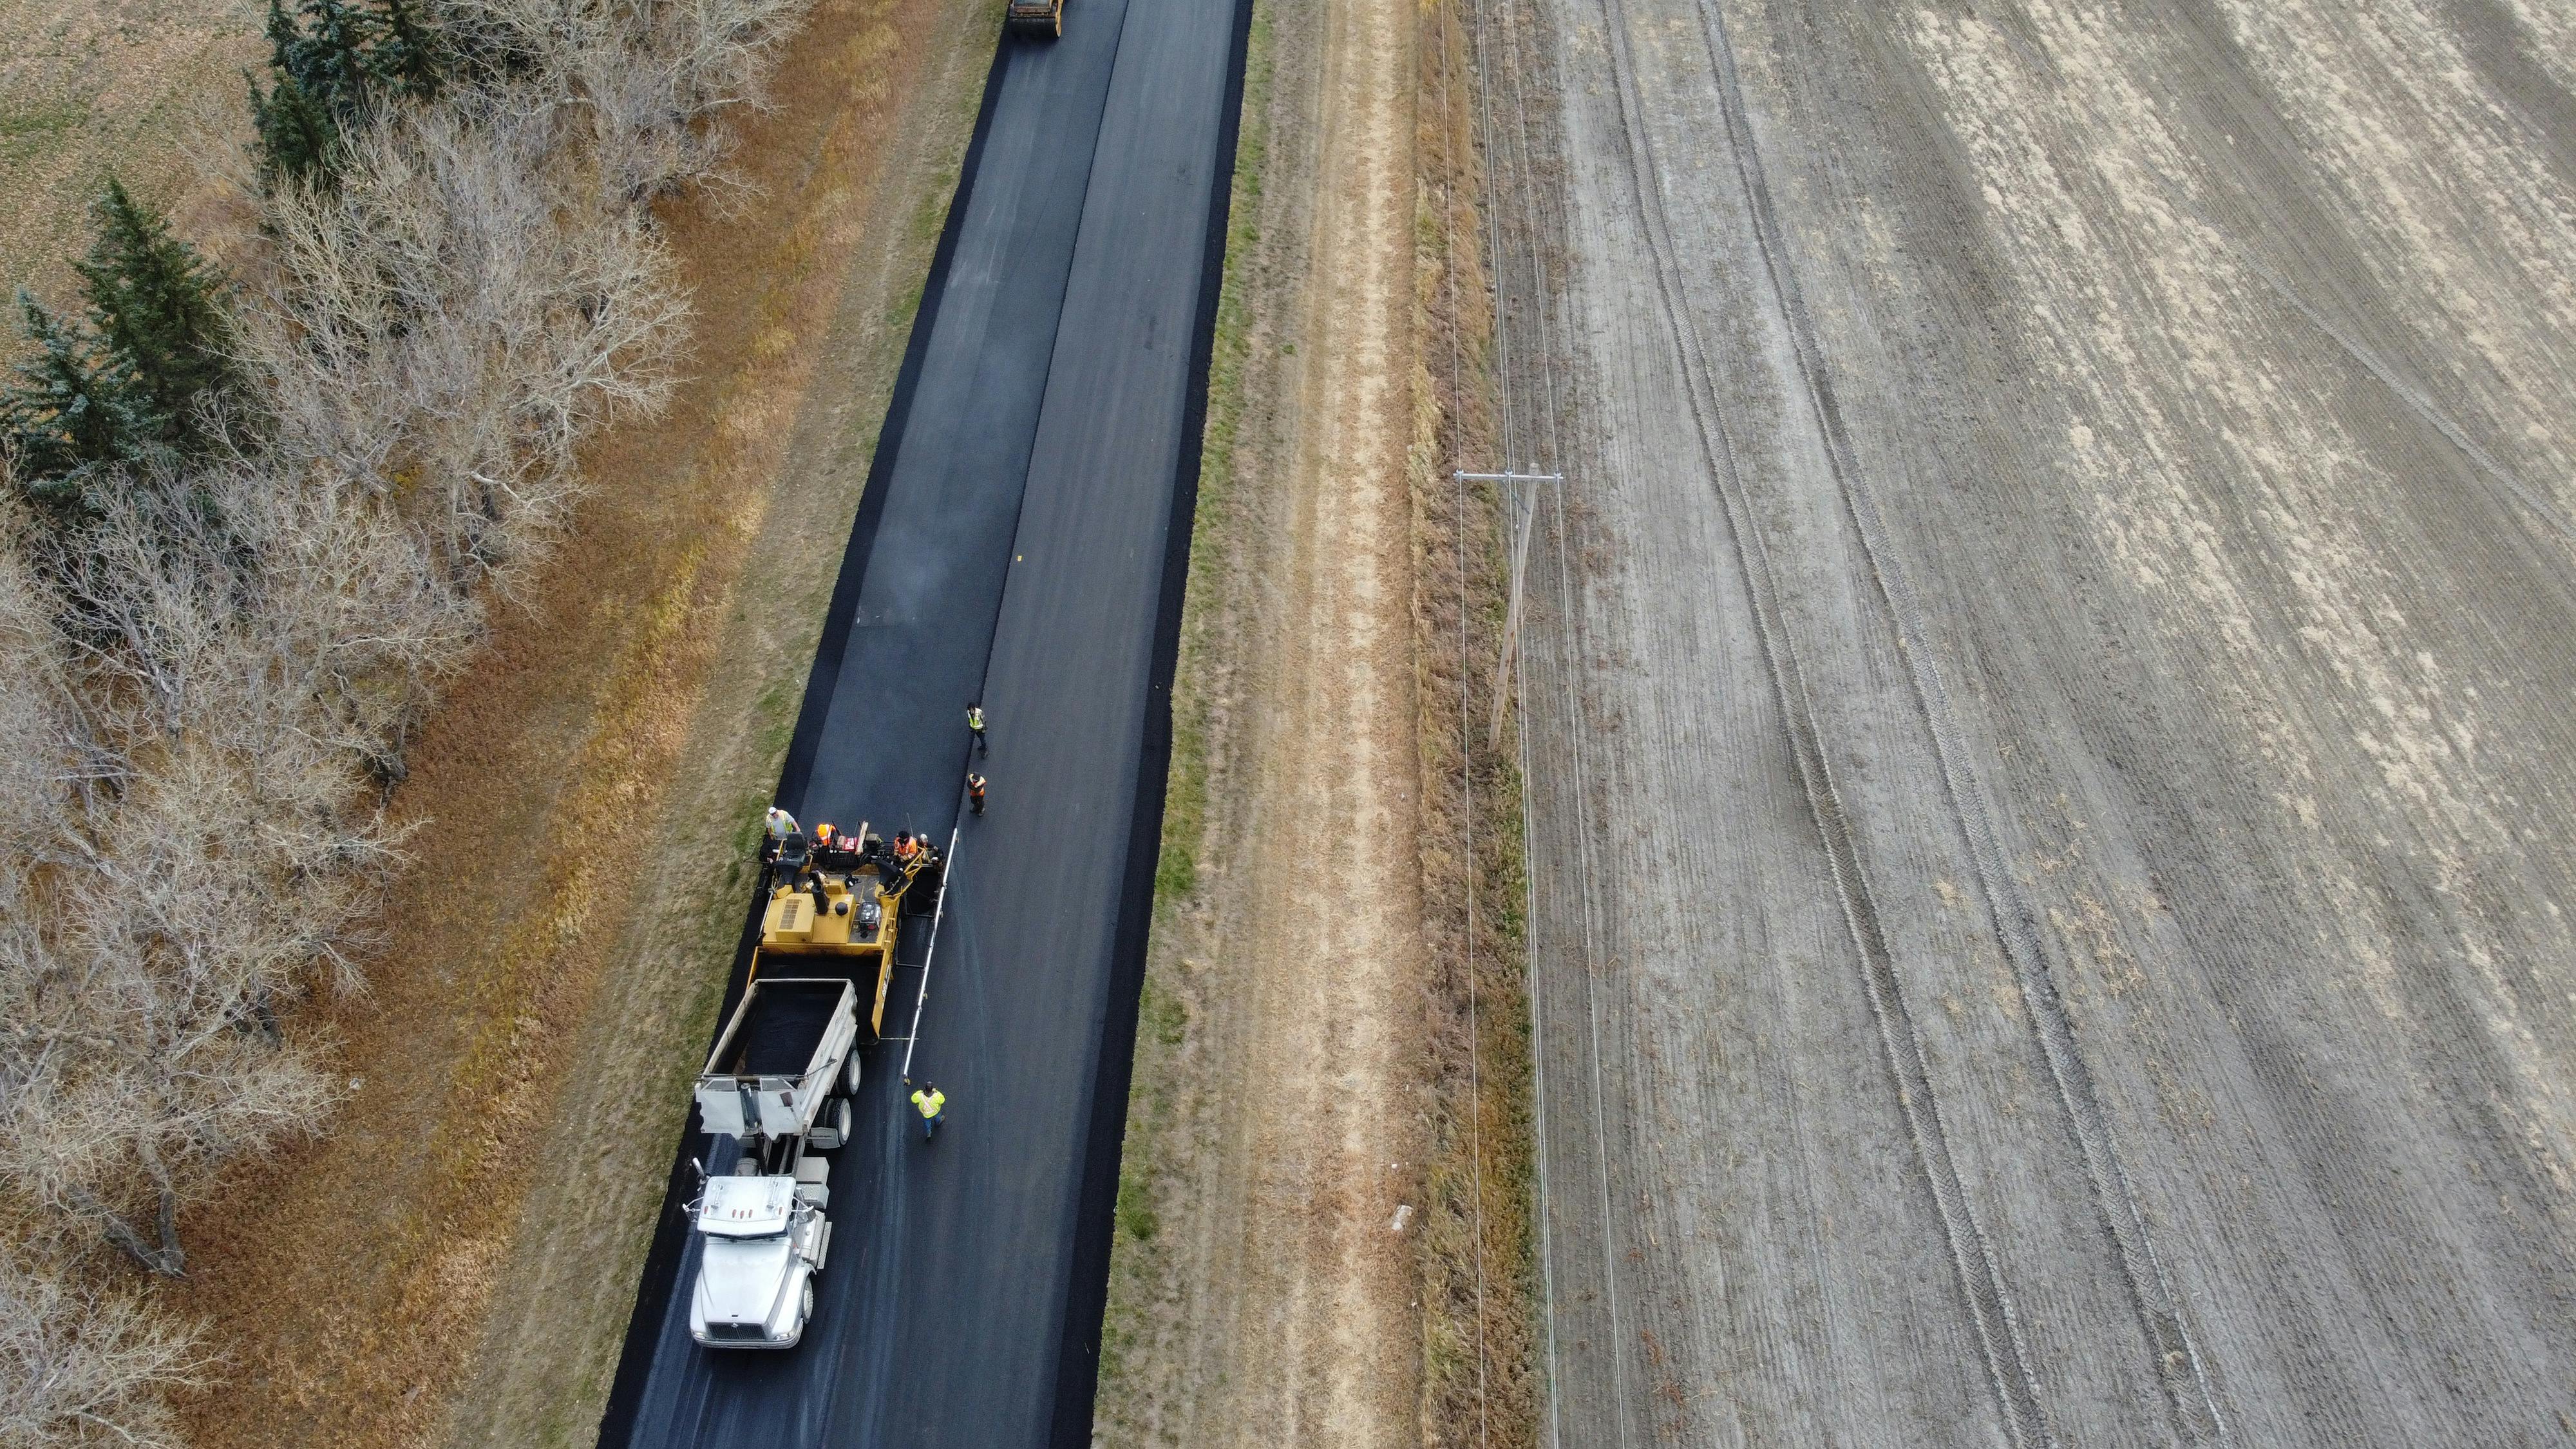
<box><xmin>596</xmin><ymin>0</ymin><xmax>1249</xmax><ymax>1440</ymax></box>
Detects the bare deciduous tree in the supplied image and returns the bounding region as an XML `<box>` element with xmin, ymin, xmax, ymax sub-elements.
<box><xmin>0</xmin><ymin>1251</ymin><xmax>208</xmax><ymax>1449</ymax></box>
<box><xmin>0</xmin><ymin>0</ymin><xmax>811</xmax><ymax>1437</ymax></box>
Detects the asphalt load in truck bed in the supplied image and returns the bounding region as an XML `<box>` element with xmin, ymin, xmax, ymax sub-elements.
<box><xmin>1492</xmin><ymin>0</ymin><xmax>2576</xmax><ymax>1444</ymax></box>
<box><xmin>594</xmin><ymin>0</ymin><xmax>1251</xmax><ymax>1442</ymax></box>
<box><xmin>724</xmin><ymin>981</ymin><xmax>848</xmax><ymax>1079</ymax></box>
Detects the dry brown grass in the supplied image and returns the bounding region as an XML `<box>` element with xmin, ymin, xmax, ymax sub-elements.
<box><xmin>0</xmin><ymin>0</ymin><xmax>261</xmax><ymax>305</ymax></box>
<box><xmin>1094</xmin><ymin>0</ymin><xmax>1538</xmax><ymax>1441</ymax></box>
<box><xmin>1410</xmin><ymin>0</ymin><xmax>1540</xmax><ymax>1441</ymax></box>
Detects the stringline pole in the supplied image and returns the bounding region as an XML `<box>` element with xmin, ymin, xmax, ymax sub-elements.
<box><xmin>898</xmin><ymin>823</ymin><xmax>963</xmax><ymax>1081</ymax></box>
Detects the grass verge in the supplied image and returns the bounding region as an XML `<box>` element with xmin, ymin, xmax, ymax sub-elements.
<box><xmin>1412</xmin><ymin>0</ymin><xmax>1542</xmax><ymax>1440</ymax></box>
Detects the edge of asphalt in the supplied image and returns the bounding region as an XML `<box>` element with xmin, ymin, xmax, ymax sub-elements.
<box><xmin>1041</xmin><ymin>0</ymin><xmax>1258</xmax><ymax>1435</ymax></box>
<box><xmin>592</xmin><ymin>28</ymin><xmax>1013</xmax><ymax>1443</ymax></box>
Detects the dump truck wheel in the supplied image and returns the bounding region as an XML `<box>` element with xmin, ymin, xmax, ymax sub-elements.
<box><xmin>843</xmin><ymin>1050</ymin><xmax>863</xmax><ymax>1095</ymax></box>
<box><xmin>824</xmin><ymin>1097</ymin><xmax>853</xmax><ymax>1148</ymax></box>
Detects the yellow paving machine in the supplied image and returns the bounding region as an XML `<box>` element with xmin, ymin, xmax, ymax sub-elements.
<box><xmin>753</xmin><ymin>822</ymin><xmax>940</xmax><ymax>1045</ymax></box>
<box><xmin>1006</xmin><ymin>0</ymin><xmax>1063</xmax><ymax>39</ymax></box>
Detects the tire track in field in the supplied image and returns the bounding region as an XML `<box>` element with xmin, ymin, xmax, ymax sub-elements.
<box><xmin>1577</xmin><ymin>0</ymin><xmax>2055</xmax><ymax>1439</ymax></box>
<box><xmin>1680</xmin><ymin>3</ymin><xmax>2230</xmax><ymax>1442</ymax></box>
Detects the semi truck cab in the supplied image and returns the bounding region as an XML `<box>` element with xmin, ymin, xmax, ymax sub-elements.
<box><xmin>690</xmin><ymin>1171</ymin><xmax>831</xmax><ymax>1348</ymax></box>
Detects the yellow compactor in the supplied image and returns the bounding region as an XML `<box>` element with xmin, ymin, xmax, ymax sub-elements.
<box><xmin>752</xmin><ymin>826</ymin><xmax>936</xmax><ymax>1045</ymax></box>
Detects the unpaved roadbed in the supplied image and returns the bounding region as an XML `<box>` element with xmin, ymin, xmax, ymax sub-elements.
<box><xmin>1503</xmin><ymin>0</ymin><xmax>2576</xmax><ymax>1442</ymax></box>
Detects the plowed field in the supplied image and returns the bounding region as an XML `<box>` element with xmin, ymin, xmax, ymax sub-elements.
<box><xmin>1496</xmin><ymin>1</ymin><xmax>2576</xmax><ymax>1442</ymax></box>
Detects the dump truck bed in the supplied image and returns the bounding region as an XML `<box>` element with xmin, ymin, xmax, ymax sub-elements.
<box><xmin>709</xmin><ymin>979</ymin><xmax>848</xmax><ymax>1079</ymax></box>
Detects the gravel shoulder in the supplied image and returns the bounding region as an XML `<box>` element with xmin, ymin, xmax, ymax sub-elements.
<box><xmin>1502</xmin><ymin>0</ymin><xmax>2576</xmax><ymax>1443</ymax></box>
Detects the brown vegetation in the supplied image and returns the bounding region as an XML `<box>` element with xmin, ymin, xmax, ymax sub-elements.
<box><xmin>0</xmin><ymin>0</ymin><xmax>258</xmax><ymax>305</ymax></box>
<box><xmin>0</xmin><ymin>1</ymin><xmax>815</xmax><ymax>1443</ymax></box>
<box><xmin>1410</xmin><ymin>0</ymin><xmax>1539</xmax><ymax>1439</ymax></box>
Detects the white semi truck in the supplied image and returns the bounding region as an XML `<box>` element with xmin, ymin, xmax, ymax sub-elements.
<box><xmin>687</xmin><ymin>976</ymin><xmax>862</xmax><ymax>1348</ymax></box>
<box><xmin>687</xmin><ymin>827</ymin><xmax>937</xmax><ymax>1349</ymax></box>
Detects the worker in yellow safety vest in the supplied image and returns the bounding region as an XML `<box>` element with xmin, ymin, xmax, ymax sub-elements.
<box><xmin>906</xmin><ymin>1079</ymin><xmax>945</xmax><ymax>1140</ymax></box>
<box><xmin>759</xmin><ymin>806</ymin><xmax>803</xmax><ymax>890</ymax></box>
<box><xmin>965</xmin><ymin>701</ymin><xmax>988</xmax><ymax>756</ymax></box>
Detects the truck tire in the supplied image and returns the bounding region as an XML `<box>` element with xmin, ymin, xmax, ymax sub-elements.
<box><xmin>802</xmin><ymin>1280</ymin><xmax>815</xmax><ymax>1326</ymax></box>
<box><xmin>843</xmin><ymin>1050</ymin><xmax>862</xmax><ymax>1095</ymax></box>
<box><xmin>820</xmin><ymin>1097</ymin><xmax>852</xmax><ymax>1149</ymax></box>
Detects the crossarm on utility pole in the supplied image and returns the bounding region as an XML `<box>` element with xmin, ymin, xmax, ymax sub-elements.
<box><xmin>1456</xmin><ymin>470</ymin><xmax>1563</xmax><ymax>747</ymax></box>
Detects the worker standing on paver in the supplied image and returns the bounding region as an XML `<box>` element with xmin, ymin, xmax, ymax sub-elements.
<box><xmin>966</xmin><ymin>701</ymin><xmax>989</xmax><ymax>755</ymax></box>
<box><xmin>966</xmin><ymin>772</ymin><xmax>987</xmax><ymax>815</ymax></box>
<box><xmin>906</xmin><ymin>1078</ymin><xmax>946</xmax><ymax>1141</ymax></box>
<box><xmin>759</xmin><ymin>806</ymin><xmax>804</xmax><ymax>889</ymax></box>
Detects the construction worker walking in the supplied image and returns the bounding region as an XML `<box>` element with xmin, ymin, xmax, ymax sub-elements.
<box><xmin>763</xmin><ymin>805</ymin><xmax>799</xmax><ymax>845</ymax></box>
<box><xmin>906</xmin><ymin>1078</ymin><xmax>946</xmax><ymax>1141</ymax></box>
<box><xmin>966</xmin><ymin>772</ymin><xmax>987</xmax><ymax>815</ymax></box>
<box><xmin>965</xmin><ymin>701</ymin><xmax>989</xmax><ymax>755</ymax></box>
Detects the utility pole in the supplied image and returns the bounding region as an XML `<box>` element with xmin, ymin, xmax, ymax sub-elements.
<box><xmin>1456</xmin><ymin>469</ymin><xmax>1562</xmax><ymax>746</ymax></box>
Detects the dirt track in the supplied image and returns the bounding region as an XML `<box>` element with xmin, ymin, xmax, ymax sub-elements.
<box><xmin>1495</xmin><ymin>0</ymin><xmax>2576</xmax><ymax>1443</ymax></box>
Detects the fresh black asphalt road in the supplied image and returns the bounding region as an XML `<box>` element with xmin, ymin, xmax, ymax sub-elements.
<box><xmin>598</xmin><ymin>0</ymin><xmax>1249</xmax><ymax>1441</ymax></box>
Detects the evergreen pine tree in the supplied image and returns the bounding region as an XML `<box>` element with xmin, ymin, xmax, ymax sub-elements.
<box><xmin>370</xmin><ymin>0</ymin><xmax>446</xmax><ymax>102</ymax></box>
<box><xmin>262</xmin><ymin>0</ymin><xmax>302</xmax><ymax>73</ymax></box>
<box><xmin>249</xmin><ymin>69</ymin><xmax>343</xmax><ymax>189</ymax></box>
<box><xmin>72</xmin><ymin>178</ymin><xmax>234</xmax><ymax>453</ymax></box>
<box><xmin>0</xmin><ymin>292</ymin><xmax>149</xmax><ymax>524</ymax></box>
<box><xmin>269</xmin><ymin>0</ymin><xmax>377</xmax><ymax>124</ymax></box>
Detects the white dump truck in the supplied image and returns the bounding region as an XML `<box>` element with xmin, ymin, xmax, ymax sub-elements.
<box><xmin>686</xmin><ymin>827</ymin><xmax>937</xmax><ymax>1349</ymax></box>
<box><xmin>687</xmin><ymin>976</ymin><xmax>862</xmax><ymax>1348</ymax></box>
